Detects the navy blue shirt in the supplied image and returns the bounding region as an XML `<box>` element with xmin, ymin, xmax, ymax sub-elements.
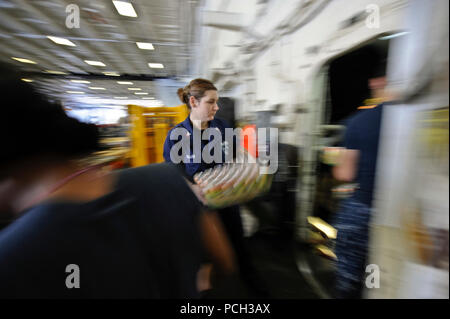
<box><xmin>343</xmin><ymin>104</ymin><xmax>384</xmax><ymax>206</ymax></box>
<box><xmin>0</xmin><ymin>163</ymin><xmax>203</xmax><ymax>298</ymax></box>
<box><xmin>163</xmin><ymin>116</ymin><xmax>235</xmax><ymax>182</ymax></box>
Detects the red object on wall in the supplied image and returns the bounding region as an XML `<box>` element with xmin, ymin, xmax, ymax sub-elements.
<box><xmin>241</xmin><ymin>124</ymin><xmax>258</xmax><ymax>158</ymax></box>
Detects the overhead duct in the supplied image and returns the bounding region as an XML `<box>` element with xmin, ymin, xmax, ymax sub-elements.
<box><xmin>202</xmin><ymin>10</ymin><xmax>246</xmax><ymax>31</ymax></box>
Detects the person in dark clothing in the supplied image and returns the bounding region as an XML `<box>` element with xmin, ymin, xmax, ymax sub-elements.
<box><xmin>163</xmin><ymin>79</ymin><xmax>267</xmax><ymax>297</ymax></box>
<box><xmin>0</xmin><ymin>64</ymin><xmax>234</xmax><ymax>298</ymax></box>
<box><xmin>331</xmin><ymin>62</ymin><xmax>390</xmax><ymax>299</ymax></box>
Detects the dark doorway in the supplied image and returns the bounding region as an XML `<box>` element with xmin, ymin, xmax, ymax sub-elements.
<box><xmin>326</xmin><ymin>39</ymin><xmax>390</xmax><ymax>125</ymax></box>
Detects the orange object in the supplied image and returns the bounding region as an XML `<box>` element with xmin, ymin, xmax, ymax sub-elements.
<box><xmin>357</xmin><ymin>104</ymin><xmax>378</xmax><ymax>110</ymax></box>
<box><xmin>241</xmin><ymin>125</ymin><xmax>258</xmax><ymax>158</ymax></box>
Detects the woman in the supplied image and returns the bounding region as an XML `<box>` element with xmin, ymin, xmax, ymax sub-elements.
<box><xmin>163</xmin><ymin>78</ymin><xmax>229</xmax><ymax>179</ymax></box>
<box><xmin>163</xmin><ymin>79</ymin><xmax>265</xmax><ymax>296</ymax></box>
<box><xmin>0</xmin><ymin>65</ymin><xmax>234</xmax><ymax>298</ymax></box>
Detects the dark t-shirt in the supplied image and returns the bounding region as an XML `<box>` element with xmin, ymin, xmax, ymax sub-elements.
<box><xmin>343</xmin><ymin>104</ymin><xmax>384</xmax><ymax>206</ymax></box>
<box><xmin>0</xmin><ymin>163</ymin><xmax>203</xmax><ymax>298</ymax></box>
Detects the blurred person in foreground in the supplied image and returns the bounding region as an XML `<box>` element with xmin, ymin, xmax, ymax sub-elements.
<box><xmin>0</xmin><ymin>63</ymin><xmax>235</xmax><ymax>298</ymax></box>
<box><xmin>331</xmin><ymin>60</ymin><xmax>392</xmax><ymax>298</ymax></box>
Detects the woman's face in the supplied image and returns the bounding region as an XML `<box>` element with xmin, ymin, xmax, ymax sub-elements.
<box><xmin>190</xmin><ymin>90</ymin><xmax>219</xmax><ymax>122</ymax></box>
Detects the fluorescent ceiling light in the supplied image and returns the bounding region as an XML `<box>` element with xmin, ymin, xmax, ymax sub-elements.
<box><xmin>89</xmin><ymin>87</ymin><xmax>106</xmax><ymax>90</ymax></box>
<box><xmin>117</xmin><ymin>81</ymin><xmax>133</xmax><ymax>85</ymax></box>
<box><xmin>142</xmin><ymin>97</ymin><xmax>155</xmax><ymax>99</ymax></box>
<box><xmin>103</xmin><ymin>71</ymin><xmax>120</xmax><ymax>76</ymax></box>
<box><xmin>112</xmin><ymin>1</ymin><xmax>137</xmax><ymax>17</ymax></box>
<box><xmin>114</xmin><ymin>96</ymin><xmax>127</xmax><ymax>99</ymax></box>
<box><xmin>11</xmin><ymin>57</ymin><xmax>37</xmax><ymax>64</ymax></box>
<box><xmin>45</xmin><ymin>70</ymin><xmax>68</xmax><ymax>75</ymax></box>
<box><xmin>84</xmin><ymin>60</ymin><xmax>106</xmax><ymax>66</ymax></box>
<box><xmin>136</xmin><ymin>42</ymin><xmax>154</xmax><ymax>50</ymax></box>
<box><xmin>66</xmin><ymin>91</ymin><xmax>85</xmax><ymax>94</ymax></box>
<box><xmin>21</xmin><ymin>78</ymin><xmax>34</xmax><ymax>82</ymax></box>
<box><xmin>47</xmin><ymin>36</ymin><xmax>76</xmax><ymax>46</ymax></box>
<box><xmin>379</xmin><ymin>31</ymin><xmax>409</xmax><ymax>40</ymax></box>
<box><xmin>71</xmin><ymin>80</ymin><xmax>90</xmax><ymax>83</ymax></box>
<box><xmin>148</xmin><ymin>63</ymin><xmax>164</xmax><ymax>69</ymax></box>
<box><xmin>128</xmin><ymin>87</ymin><xmax>141</xmax><ymax>91</ymax></box>
<box><xmin>135</xmin><ymin>92</ymin><xmax>148</xmax><ymax>95</ymax></box>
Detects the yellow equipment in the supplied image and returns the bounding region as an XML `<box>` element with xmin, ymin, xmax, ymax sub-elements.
<box><xmin>127</xmin><ymin>104</ymin><xmax>189</xmax><ymax>167</ymax></box>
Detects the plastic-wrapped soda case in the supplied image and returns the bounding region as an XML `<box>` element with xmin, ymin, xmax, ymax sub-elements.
<box><xmin>194</xmin><ymin>163</ymin><xmax>273</xmax><ymax>209</ymax></box>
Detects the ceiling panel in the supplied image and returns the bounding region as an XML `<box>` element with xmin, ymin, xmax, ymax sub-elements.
<box><xmin>0</xmin><ymin>0</ymin><xmax>201</xmax><ymax>109</ymax></box>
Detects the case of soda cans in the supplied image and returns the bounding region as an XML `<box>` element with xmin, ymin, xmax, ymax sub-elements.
<box><xmin>194</xmin><ymin>163</ymin><xmax>273</xmax><ymax>209</ymax></box>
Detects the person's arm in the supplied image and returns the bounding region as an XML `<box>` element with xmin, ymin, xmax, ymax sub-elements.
<box><xmin>198</xmin><ymin>211</ymin><xmax>236</xmax><ymax>275</ymax></box>
<box><xmin>164</xmin><ymin>129</ymin><xmax>190</xmax><ymax>181</ymax></box>
<box><xmin>332</xmin><ymin>118</ymin><xmax>360</xmax><ymax>182</ymax></box>
<box><xmin>163</xmin><ymin>131</ymin><xmax>174</xmax><ymax>163</ymax></box>
<box><xmin>333</xmin><ymin>149</ymin><xmax>360</xmax><ymax>182</ymax></box>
